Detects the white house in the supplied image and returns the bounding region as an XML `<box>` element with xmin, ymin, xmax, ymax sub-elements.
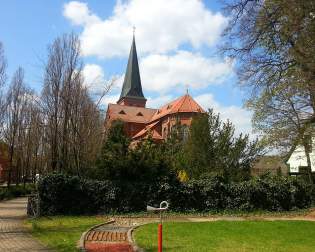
<box><xmin>287</xmin><ymin>138</ymin><xmax>315</xmax><ymax>173</ymax></box>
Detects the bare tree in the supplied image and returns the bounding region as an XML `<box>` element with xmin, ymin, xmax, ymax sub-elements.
<box><xmin>0</xmin><ymin>33</ymin><xmax>112</xmax><ymax>185</ymax></box>
<box><xmin>4</xmin><ymin>68</ymin><xmax>28</xmax><ymax>187</ymax></box>
<box><xmin>0</xmin><ymin>42</ymin><xmax>7</xmax><ymax>135</ymax></box>
<box><xmin>248</xmin><ymin>82</ymin><xmax>313</xmax><ymax>180</ymax></box>
<box><xmin>221</xmin><ymin>0</ymin><xmax>315</xmax><ymax>175</ymax></box>
<box><xmin>222</xmin><ymin>0</ymin><xmax>315</xmax><ymax>105</ymax></box>
<box><xmin>41</xmin><ymin>33</ymin><xmax>109</xmax><ymax>175</ymax></box>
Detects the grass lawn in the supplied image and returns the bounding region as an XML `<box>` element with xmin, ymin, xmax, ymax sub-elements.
<box><xmin>25</xmin><ymin>216</ymin><xmax>106</xmax><ymax>252</ymax></box>
<box><xmin>135</xmin><ymin>221</ymin><xmax>315</xmax><ymax>252</ymax></box>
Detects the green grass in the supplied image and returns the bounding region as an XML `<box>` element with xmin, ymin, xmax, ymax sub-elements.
<box><xmin>135</xmin><ymin>221</ymin><xmax>315</xmax><ymax>252</ymax></box>
<box><xmin>26</xmin><ymin>216</ymin><xmax>106</xmax><ymax>252</ymax></box>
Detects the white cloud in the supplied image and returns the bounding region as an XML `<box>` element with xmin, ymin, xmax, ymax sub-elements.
<box><xmin>99</xmin><ymin>94</ymin><xmax>120</xmax><ymax>107</ymax></box>
<box><xmin>146</xmin><ymin>95</ymin><xmax>173</xmax><ymax>108</ymax></box>
<box><xmin>82</xmin><ymin>64</ymin><xmax>105</xmax><ymax>93</ymax></box>
<box><xmin>195</xmin><ymin>93</ymin><xmax>253</xmax><ymax>136</ymax></box>
<box><xmin>83</xmin><ymin>64</ymin><xmax>124</xmax><ymax>94</ymax></box>
<box><xmin>63</xmin><ymin>1</ymin><xmax>100</xmax><ymax>26</ymax></box>
<box><xmin>140</xmin><ymin>51</ymin><xmax>233</xmax><ymax>93</ymax></box>
<box><xmin>65</xmin><ymin>1</ymin><xmax>250</xmax><ymax>133</ymax></box>
<box><xmin>63</xmin><ymin>0</ymin><xmax>228</xmax><ymax>58</ymax></box>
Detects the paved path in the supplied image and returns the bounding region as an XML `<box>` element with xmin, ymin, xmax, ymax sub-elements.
<box><xmin>0</xmin><ymin>197</ymin><xmax>52</xmax><ymax>251</ymax></box>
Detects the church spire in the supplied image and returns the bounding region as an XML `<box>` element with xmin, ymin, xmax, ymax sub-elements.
<box><xmin>117</xmin><ymin>31</ymin><xmax>146</xmax><ymax>107</ymax></box>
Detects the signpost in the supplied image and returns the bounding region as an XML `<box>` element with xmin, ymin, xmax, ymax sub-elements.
<box><xmin>147</xmin><ymin>201</ymin><xmax>169</xmax><ymax>252</ymax></box>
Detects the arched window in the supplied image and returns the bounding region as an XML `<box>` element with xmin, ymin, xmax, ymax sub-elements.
<box><xmin>182</xmin><ymin>124</ymin><xmax>189</xmax><ymax>141</ymax></box>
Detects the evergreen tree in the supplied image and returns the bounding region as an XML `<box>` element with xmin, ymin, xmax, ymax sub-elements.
<box><xmin>184</xmin><ymin>113</ymin><xmax>212</xmax><ymax>178</ymax></box>
<box><xmin>94</xmin><ymin>120</ymin><xmax>130</xmax><ymax>180</ymax></box>
<box><xmin>184</xmin><ymin>109</ymin><xmax>262</xmax><ymax>180</ymax></box>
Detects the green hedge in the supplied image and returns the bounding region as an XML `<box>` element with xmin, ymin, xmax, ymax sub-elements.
<box><xmin>0</xmin><ymin>184</ymin><xmax>35</xmax><ymax>201</ymax></box>
<box><xmin>37</xmin><ymin>173</ymin><xmax>313</xmax><ymax>215</ymax></box>
<box><xmin>38</xmin><ymin>173</ymin><xmax>179</xmax><ymax>215</ymax></box>
<box><xmin>178</xmin><ymin>175</ymin><xmax>312</xmax><ymax>212</ymax></box>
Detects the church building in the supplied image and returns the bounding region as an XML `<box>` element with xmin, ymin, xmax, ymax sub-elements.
<box><xmin>105</xmin><ymin>35</ymin><xmax>205</xmax><ymax>141</ymax></box>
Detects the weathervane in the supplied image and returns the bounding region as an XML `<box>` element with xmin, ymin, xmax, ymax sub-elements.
<box><xmin>185</xmin><ymin>84</ymin><xmax>189</xmax><ymax>94</ymax></box>
<box><xmin>133</xmin><ymin>25</ymin><xmax>136</xmax><ymax>36</ymax></box>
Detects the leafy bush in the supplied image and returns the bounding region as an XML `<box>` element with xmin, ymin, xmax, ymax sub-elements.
<box><xmin>38</xmin><ymin>174</ymin><xmax>117</xmax><ymax>215</ymax></box>
<box><xmin>38</xmin><ymin>172</ymin><xmax>179</xmax><ymax>215</ymax></box>
<box><xmin>174</xmin><ymin>174</ymin><xmax>313</xmax><ymax>212</ymax></box>
<box><xmin>0</xmin><ymin>184</ymin><xmax>35</xmax><ymax>201</ymax></box>
<box><xmin>37</xmin><ymin>173</ymin><xmax>313</xmax><ymax>215</ymax></box>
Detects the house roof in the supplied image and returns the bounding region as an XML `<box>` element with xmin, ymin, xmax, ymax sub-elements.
<box><xmin>107</xmin><ymin>103</ymin><xmax>156</xmax><ymax>124</ymax></box>
<box><xmin>132</xmin><ymin>120</ymin><xmax>160</xmax><ymax>139</ymax></box>
<box><xmin>118</xmin><ymin>35</ymin><xmax>146</xmax><ymax>103</ymax></box>
<box><xmin>150</xmin><ymin>94</ymin><xmax>205</xmax><ymax>122</ymax></box>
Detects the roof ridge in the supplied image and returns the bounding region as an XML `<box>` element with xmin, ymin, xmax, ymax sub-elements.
<box><xmin>177</xmin><ymin>94</ymin><xmax>189</xmax><ymax>112</ymax></box>
<box><xmin>171</xmin><ymin>94</ymin><xmax>184</xmax><ymax>113</ymax></box>
<box><xmin>187</xmin><ymin>94</ymin><xmax>194</xmax><ymax>111</ymax></box>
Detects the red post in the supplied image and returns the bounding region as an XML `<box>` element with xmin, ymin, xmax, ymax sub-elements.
<box><xmin>158</xmin><ymin>223</ymin><xmax>162</xmax><ymax>252</ymax></box>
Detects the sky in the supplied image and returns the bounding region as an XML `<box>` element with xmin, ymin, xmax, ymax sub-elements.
<box><xmin>0</xmin><ymin>0</ymin><xmax>253</xmax><ymax>136</ymax></box>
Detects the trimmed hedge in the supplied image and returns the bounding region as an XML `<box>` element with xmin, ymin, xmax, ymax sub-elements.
<box><xmin>37</xmin><ymin>173</ymin><xmax>313</xmax><ymax>215</ymax></box>
<box><xmin>38</xmin><ymin>173</ymin><xmax>179</xmax><ymax>215</ymax></box>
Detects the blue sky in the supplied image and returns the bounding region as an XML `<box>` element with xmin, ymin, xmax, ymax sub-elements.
<box><xmin>0</xmin><ymin>0</ymin><xmax>253</xmax><ymax>135</ymax></box>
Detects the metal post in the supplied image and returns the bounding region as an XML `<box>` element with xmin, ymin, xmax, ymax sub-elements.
<box><xmin>146</xmin><ymin>201</ymin><xmax>168</xmax><ymax>252</ymax></box>
<box><xmin>158</xmin><ymin>223</ymin><xmax>162</xmax><ymax>252</ymax></box>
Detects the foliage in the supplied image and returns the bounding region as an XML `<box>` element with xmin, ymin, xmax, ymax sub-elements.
<box><xmin>38</xmin><ymin>173</ymin><xmax>118</xmax><ymax>215</ymax></box>
<box><xmin>0</xmin><ymin>184</ymin><xmax>35</xmax><ymax>201</ymax></box>
<box><xmin>183</xmin><ymin>110</ymin><xmax>263</xmax><ymax>181</ymax></box>
<box><xmin>93</xmin><ymin>120</ymin><xmax>130</xmax><ymax>180</ymax></box>
<box><xmin>135</xmin><ymin>221</ymin><xmax>315</xmax><ymax>252</ymax></box>
<box><xmin>37</xmin><ymin>173</ymin><xmax>312</xmax><ymax>215</ymax></box>
<box><xmin>221</xmin><ymin>0</ymin><xmax>315</xmax><ymax>179</ymax></box>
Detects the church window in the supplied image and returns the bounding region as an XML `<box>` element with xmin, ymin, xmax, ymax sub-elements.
<box><xmin>182</xmin><ymin>124</ymin><xmax>189</xmax><ymax>141</ymax></box>
<box><xmin>136</xmin><ymin>112</ymin><xmax>143</xmax><ymax>116</ymax></box>
<box><xmin>119</xmin><ymin>110</ymin><xmax>126</xmax><ymax>115</ymax></box>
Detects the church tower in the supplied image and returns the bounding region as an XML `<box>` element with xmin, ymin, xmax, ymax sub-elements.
<box><xmin>105</xmin><ymin>32</ymin><xmax>205</xmax><ymax>141</ymax></box>
<box><xmin>117</xmin><ymin>34</ymin><xmax>146</xmax><ymax>107</ymax></box>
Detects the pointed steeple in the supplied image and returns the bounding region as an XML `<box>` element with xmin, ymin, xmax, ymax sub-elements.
<box><xmin>117</xmin><ymin>33</ymin><xmax>146</xmax><ymax>107</ymax></box>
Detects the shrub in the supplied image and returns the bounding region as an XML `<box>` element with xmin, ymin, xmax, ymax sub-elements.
<box><xmin>0</xmin><ymin>184</ymin><xmax>35</xmax><ymax>201</ymax></box>
<box><xmin>38</xmin><ymin>174</ymin><xmax>118</xmax><ymax>215</ymax></box>
<box><xmin>38</xmin><ymin>172</ymin><xmax>179</xmax><ymax>215</ymax></box>
<box><xmin>37</xmin><ymin>173</ymin><xmax>313</xmax><ymax>215</ymax></box>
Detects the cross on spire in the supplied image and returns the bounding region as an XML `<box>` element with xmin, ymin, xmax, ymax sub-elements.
<box><xmin>185</xmin><ymin>84</ymin><xmax>189</xmax><ymax>94</ymax></box>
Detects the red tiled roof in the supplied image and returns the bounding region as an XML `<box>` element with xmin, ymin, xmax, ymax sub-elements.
<box><xmin>151</xmin><ymin>129</ymin><xmax>163</xmax><ymax>140</ymax></box>
<box><xmin>107</xmin><ymin>104</ymin><xmax>157</xmax><ymax>124</ymax></box>
<box><xmin>132</xmin><ymin>120</ymin><xmax>160</xmax><ymax>139</ymax></box>
<box><xmin>105</xmin><ymin>94</ymin><xmax>205</xmax><ymax>140</ymax></box>
<box><xmin>150</xmin><ymin>94</ymin><xmax>205</xmax><ymax>122</ymax></box>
